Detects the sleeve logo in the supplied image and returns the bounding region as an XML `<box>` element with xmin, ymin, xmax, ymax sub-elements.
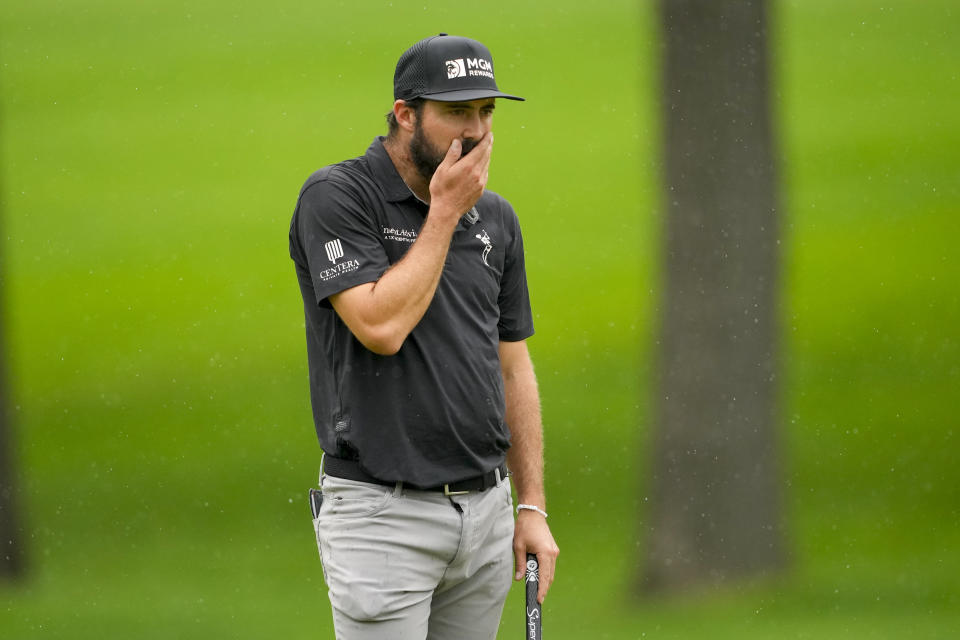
<box><xmin>324</xmin><ymin>238</ymin><xmax>344</xmax><ymax>264</ymax></box>
<box><xmin>317</xmin><ymin>238</ymin><xmax>359</xmax><ymax>282</ymax></box>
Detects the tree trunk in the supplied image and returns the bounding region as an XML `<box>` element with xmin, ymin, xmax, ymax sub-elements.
<box><xmin>643</xmin><ymin>0</ymin><xmax>785</xmax><ymax>592</ymax></box>
<box><xmin>0</xmin><ymin>197</ymin><xmax>25</xmax><ymax>580</ymax></box>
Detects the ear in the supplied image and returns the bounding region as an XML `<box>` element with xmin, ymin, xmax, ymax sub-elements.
<box><xmin>393</xmin><ymin>99</ymin><xmax>418</xmax><ymax>133</ymax></box>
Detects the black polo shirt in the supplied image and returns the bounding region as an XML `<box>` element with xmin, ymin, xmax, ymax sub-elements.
<box><xmin>289</xmin><ymin>137</ymin><xmax>534</xmax><ymax>486</ymax></box>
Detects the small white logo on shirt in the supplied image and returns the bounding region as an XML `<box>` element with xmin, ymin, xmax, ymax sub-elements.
<box><xmin>325</xmin><ymin>238</ymin><xmax>344</xmax><ymax>264</ymax></box>
<box><xmin>475</xmin><ymin>229</ymin><xmax>493</xmax><ymax>267</ymax></box>
<box><xmin>382</xmin><ymin>227</ymin><xmax>418</xmax><ymax>243</ymax></box>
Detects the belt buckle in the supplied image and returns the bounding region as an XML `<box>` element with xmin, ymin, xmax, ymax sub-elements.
<box><xmin>443</xmin><ymin>484</ymin><xmax>469</xmax><ymax>496</ymax></box>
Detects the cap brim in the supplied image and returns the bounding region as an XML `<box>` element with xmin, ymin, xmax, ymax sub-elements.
<box><xmin>418</xmin><ymin>89</ymin><xmax>525</xmax><ymax>102</ymax></box>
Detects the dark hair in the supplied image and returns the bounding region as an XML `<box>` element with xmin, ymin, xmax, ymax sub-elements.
<box><xmin>386</xmin><ymin>98</ymin><xmax>426</xmax><ymax>137</ymax></box>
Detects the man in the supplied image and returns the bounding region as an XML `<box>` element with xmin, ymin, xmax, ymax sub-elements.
<box><xmin>289</xmin><ymin>33</ymin><xmax>558</xmax><ymax>639</ymax></box>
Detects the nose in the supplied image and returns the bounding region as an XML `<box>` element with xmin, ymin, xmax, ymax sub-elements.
<box><xmin>462</xmin><ymin>110</ymin><xmax>487</xmax><ymax>141</ymax></box>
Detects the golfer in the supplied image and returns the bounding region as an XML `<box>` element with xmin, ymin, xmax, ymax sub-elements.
<box><xmin>289</xmin><ymin>33</ymin><xmax>558</xmax><ymax>639</ymax></box>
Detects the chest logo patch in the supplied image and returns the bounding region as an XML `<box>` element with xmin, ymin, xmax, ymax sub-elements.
<box><xmin>475</xmin><ymin>229</ymin><xmax>493</xmax><ymax>267</ymax></box>
<box><xmin>382</xmin><ymin>226</ymin><xmax>418</xmax><ymax>243</ymax></box>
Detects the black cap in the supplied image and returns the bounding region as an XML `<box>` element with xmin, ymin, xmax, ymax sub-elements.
<box><xmin>394</xmin><ymin>34</ymin><xmax>524</xmax><ymax>102</ymax></box>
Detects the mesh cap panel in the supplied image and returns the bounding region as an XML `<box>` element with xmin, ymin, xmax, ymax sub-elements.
<box><xmin>394</xmin><ymin>38</ymin><xmax>430</xmax><ymax>101</ymax></box>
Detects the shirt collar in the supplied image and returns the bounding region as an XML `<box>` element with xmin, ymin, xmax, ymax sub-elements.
<box><xmin>365</xmin><ymin>136</ymin><xmax>419</xmax><ymax>204</ymax></box>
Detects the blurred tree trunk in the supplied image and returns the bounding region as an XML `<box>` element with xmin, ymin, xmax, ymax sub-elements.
<box><xmin>0</xmin><ymin>207</ymin><xmax>25</xmax><ymax>580</ymax></box>
<box><xmin>642</xmin><ymin>0</ymin><xmax>785</xmax><ymax>592</ymax></box>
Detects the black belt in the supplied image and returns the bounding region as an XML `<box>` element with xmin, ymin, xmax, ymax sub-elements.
<box><xmin>323</xmin><ymin>456</ymin><xmax>508</xmax><ymax>496</ymax></box>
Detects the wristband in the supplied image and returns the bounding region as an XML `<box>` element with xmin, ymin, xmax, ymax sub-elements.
<box><xmin>516</xmin><ymin>504</ymin><xmax>548</xmax><ymax>518</ymax></box>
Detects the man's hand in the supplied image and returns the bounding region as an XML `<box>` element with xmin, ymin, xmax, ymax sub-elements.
<box><xmin>428</xmin><ymin>132</ymin><xmax>493</xmax><ymax>221</ymax></box>
<box><xmin>513</xmin><ymin>510</ymin><xmax>559</xmax><ymax>604</ymax></box>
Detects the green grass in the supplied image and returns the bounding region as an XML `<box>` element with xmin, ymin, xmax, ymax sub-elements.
<box><xmin>2</xmin><ymin>0</ymin><xmax>959</xmax><ymax>637</ymax></box>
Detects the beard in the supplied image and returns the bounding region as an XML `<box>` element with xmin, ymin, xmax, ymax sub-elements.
<box><xmin>409</xmin><ymin>120</ymin><xmax>480</xmax><ymax>182</ymax></box>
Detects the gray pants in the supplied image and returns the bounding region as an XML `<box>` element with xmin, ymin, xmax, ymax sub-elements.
<box><xmin>312</xmin><ymin>473</ymin><xmax>515</xmax><ymax>640</ymax></box>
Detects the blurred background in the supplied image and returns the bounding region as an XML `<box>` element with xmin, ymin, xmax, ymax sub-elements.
<box><xmin>1</xmin><ymin>0</ymin><xmax>957</xmax><ymax>637</ymax></box>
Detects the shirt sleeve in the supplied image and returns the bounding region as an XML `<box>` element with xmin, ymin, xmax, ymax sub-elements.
<box><xmin>497</xmin><ymin>202</ymin><xmax>535</xmax><ymax>341</ymax></box>
<box><xmin>290</xmin><ymin>172</ymin><xmax>389</xmax><ymax>306</ymax></box>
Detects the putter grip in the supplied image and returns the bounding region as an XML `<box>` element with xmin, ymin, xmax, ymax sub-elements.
<box><xmin>524</xmin><ymin>553</ymin><xmax>542</xmax><ymax>639</ymax></box>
